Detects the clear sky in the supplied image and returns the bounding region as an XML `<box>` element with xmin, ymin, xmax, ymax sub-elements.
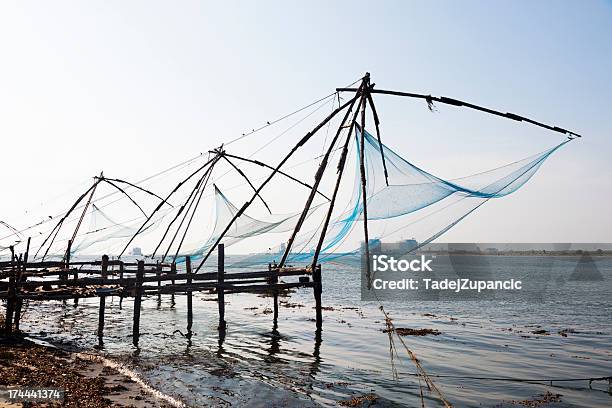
<box><xmin>0</xmin><ymin>1</ymin><xmax>611</xmax><ymax>248</ymax></box>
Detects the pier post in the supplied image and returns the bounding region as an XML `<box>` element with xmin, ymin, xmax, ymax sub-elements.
<box><xmin>156</xmin><ymin>261</ymin><xmax>162</xmax><ymax>309</ymax></box>
<box><xmin>13</xmin><ymin>254</ymin><xmax>24</xmax><ymax>331</ymax></box>
<box><xmin>270</xmin><ymin>263</ymin><xmax>279</xmax><ymax>322</ymax></box>
<box><xmin>185</xmin><ymin>256</ymin><xmax>193</xmax><ymax>338</ymax></box>
<box><xmin>63</xmin><ymin>240</ymin><xmax>71</xmax><ymax>281</ymax></box>
<box><xmin>4</xmin><ymin>246</ymin><xmax>16</xmax><ymax>334</ymax></box>
<box><xmin>14</xmin><ymin>239</ymin><xmax>29</xmax><ymax>331</ymax></box>
<box><xmin>133</xmin><ymin>260</ymin><xmax>144</xmax><ymax>347</ymax></box>
<box><xmin>98</xmin><ymin>255</ymin><xmax>108</xmax><ymax>339</ymax></box>
<box><xmin>170</xmin><ymin>262</ymin><xmax>176</xmax><ymax>307</ymax></box>
<box><xmin>217</xmin><ymin>244</ymin><xmax>226</xmax><ymax>331</ymax></box>
<box><xmin>313</xmin><ymin>264</ymin><xmax>322</xmax><ymax>329</ymax></box>
<box><xmin>119</xmin><ymin>262</ymin><xmax>124</xmax><ymax>310</ymax></box>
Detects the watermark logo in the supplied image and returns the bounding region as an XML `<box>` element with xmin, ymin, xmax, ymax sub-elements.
<box><xmin>360</xmin><ymin>243</ymin><xmax>610</xmax><ymax>302</ymax></box>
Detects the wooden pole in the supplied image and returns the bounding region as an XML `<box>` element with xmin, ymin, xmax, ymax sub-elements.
<box><xmin>311</xmin><ymin>82</ymin><xmax>366</xmax><ymax>268</ymax></box>
<box><xmin>194</xmin><ymin>94</ymin><xmax>359</xmax><ymax>273</ymax></box>
<box><xmin>278</xmin><ymin>82</ymin><xmax>362</xmax><ymax>268</ymax></box>
<box><xmin>223</xmin><ymin>153</ymin><xmax>331</xmax><ymax>201</ymax></box>
<box><xmin>185</xmin><ymin>256</ymin><xmax>193</xmax><ymax>337</ymax></box>
<box><xmin>156</xmin><ymin>261</ymin><xmax>162</xmax><ymax>309</ymax></box>
<box><xmin>98</xmin><ymin>255</ymin><xmax>108</xmax><ymax>338</ymax></box>
<box><xmin>119</xmin><ymin>262</ymin><xmax>124</xmax><ymax>310</ymax></box>
<box><xmin>66</xmin><ymin>239</ymin><xmax>79</xmax><ymax>307</ymax></box>
<box><xmin>217</xmin><ymin>244</ymin><xmax>226</xmax><ymax>331</ymax></box>
<box><xmin>62</xmin><ymin>239</ymin><xmax>71</xmax><ymax>285</ymax></box>
<box><xmin>335</xmin><ymin>87</ymin><xmax>582</xmax><ymax>138</ymax></box>
<box><xmin>120</xmin><ymin>155</ymin><xmax>219</xmax><ymax>258</ymax></box>
<box><xmin>4</xmin><ymin>246</ymin><xmax>16</xmax><ymax>334</ymax></box>
<box><xmin>14</xmin><ymin>238</ymin><xmax>30</xmax><ymax>330</ymax></box>
<box><xmin>313</xmin><ymin>264</ymin><xmax>322</xmax><ymax>328</ymax></box>
<box><xmin>170</xmin><ymin>262</ymin><xmax>176</xmax><ymax>307</ymax></box>
<box><xmin>270</xmin><ymin>263</ymin><xmax>279</xmax><ymax>322</ymax></box>
<box><xmin>132</xmin><ymin>260</ymin><xmax>144</xmax><ymax>347</ymax></box>
<box><xmin>358</xmin><ymin>75</ymin><xmax>372</xmax><ymax>289</ymax></box>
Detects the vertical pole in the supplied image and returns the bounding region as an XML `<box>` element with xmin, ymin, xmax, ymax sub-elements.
<box><xmin>61</xmin><ymin>240</ymin><xmax>71</xmax><ymax>307</ymax></box>
<box><xmin>313</xmin><ymin>264</ymin><xmax>322</xmax><ymax>329</ymax></box>
<box><xmin>14</xmin><ymin>239</ymin><xmax>30</xmax><ymax>331</ymax></box>
<box><xmin>133</xmin><ymin>260</ymin><xmax>144</xmax><ymax>347</ymax></box>
<box><xmin>156</xmin><ymin>261</ymin><xmax>161</xmax><ymax>309</ymax></box>
<box><xmin>217</xmin><ymin>244</ymin><xmax>226</xmax><ymax>331</ymax></box>
<box><xmin>270</xmin><ymin>263</ymin><xmax>278</xmax><ymax>322</ymax></box>
<box><xmin>64</xmin><ymin>239</ymin><xmax>71</xmax><ymax>282</ymax></box>
<box><xmin>359</xmin><ymin>76</ymin><xmax>372</xmax><ymax>289</ymax></box>
<box><xmin>119</xmin><ymin>262</ymin><xmax>124</xmax><ymax>310</ymax></box>
<box><xmin>170</xmin><ymin>262</ymin><xmax>176</xmax><ymax>307</ymax></box>
<box><xmin>98</xmin><ymin>255</ymin><xmax>108</xmax><ymax>339</ymax></box>
<box><xmin>185</xmin><ymin>256</ymin><xmax>193</xmax><ymax>338</ymax></box>
<box><xmin>5</xmin><ymin>246</ymin><xmax>16</xmax><ymax>334</ymax></box>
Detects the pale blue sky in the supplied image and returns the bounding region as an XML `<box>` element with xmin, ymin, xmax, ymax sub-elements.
<box><xmin>0</xmin><ymin>1</ymin><xmax>610</xmax><ymax>246</ymax></box>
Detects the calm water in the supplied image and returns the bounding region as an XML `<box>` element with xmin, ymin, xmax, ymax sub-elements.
<box><xmin>20</xmin><ymin>256</ymin><xmax>612</xmax><ymax>407</ymax></box>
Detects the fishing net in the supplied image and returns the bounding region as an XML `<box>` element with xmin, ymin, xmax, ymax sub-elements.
<box><xmin>223</xmin><ymin>127</ymin><xmax>570</xmax><ymax>267</ymax></box>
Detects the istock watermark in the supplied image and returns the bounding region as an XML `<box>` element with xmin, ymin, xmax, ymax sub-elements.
<box><xmin>360</xmin><ymin>243</ymin><xmax>610</xmax><ymax>302</ymax></box>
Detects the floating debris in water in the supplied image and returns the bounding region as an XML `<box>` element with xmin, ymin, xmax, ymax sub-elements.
<box><xmin>500</xmin><ymin>391</ymin><xmax>562</xmax><ymax>407</ymax></box>
<box><xmin>383</xmin><ymin>327</ymin><xmax>441</xmax><ymax>336</ymax></box>
<box><xmin>338</xmin><ymin>393</ymin><xmax>378</xmax><ymax>407</ymax></box>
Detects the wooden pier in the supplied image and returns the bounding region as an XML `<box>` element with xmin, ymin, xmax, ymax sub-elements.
<box><xmin>1</xmin><ymin>244</ymin><xmax>322</xmax><ymax>346</ymax></box>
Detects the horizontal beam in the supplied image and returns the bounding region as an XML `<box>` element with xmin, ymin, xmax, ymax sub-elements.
<box><xmin>336</xmin><ymin>87</ymin><xmax>581</xmax><ymax>138</ymax></box>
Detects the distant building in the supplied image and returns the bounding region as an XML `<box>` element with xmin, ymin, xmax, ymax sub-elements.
<box><xmin>130</xmin><ymin>247</ymin><xmax>143</xmax><ymax>256</ymax></box>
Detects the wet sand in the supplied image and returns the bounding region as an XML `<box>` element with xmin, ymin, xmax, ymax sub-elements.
<box><xmin>0</xmin><ymin>336</ymin><xmax>178</xmax><ymax>407</ymax></box>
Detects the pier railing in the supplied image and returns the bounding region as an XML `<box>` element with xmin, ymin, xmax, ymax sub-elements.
<box><xmin>0</xmin><ymin>244</ymin><xmax>322</xmax><ymax>346</ymax></box>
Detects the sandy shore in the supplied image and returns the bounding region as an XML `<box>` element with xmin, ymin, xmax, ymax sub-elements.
<box><xmin>0</xmin><ymin>336</ymin><xmax>180</xmax><ymax>407</ymax></box>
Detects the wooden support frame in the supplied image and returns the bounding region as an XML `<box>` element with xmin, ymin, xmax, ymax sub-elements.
<box><xmin>217</xmin><ymin>244</ymin><xmax>226</xmax><ymax>331</ymax></box>
<box><xmin>132</xmin><ymin>260</ymin><xmax>144</xmax><ymax>347</ymax></box>
<box><xmin>97</xmin><ymin>254</ymin><xmax>108</xmax><ymax>339</ymax></box>
<box><xmin>186</xmin><ymin>256</ymin><xmax>193</xmax><ymax>337</ymax></box>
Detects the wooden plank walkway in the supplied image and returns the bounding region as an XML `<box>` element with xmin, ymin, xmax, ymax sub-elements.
<box><xmin>1</xmin><ymin>244</ymin><xmax>322</xmax><ymax>346</ymax></box>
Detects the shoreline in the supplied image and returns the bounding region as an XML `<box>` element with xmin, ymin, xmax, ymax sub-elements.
<box><xmin>0</xmin><ymin>335</ymin><xmax>183</xmax><ymax>408</ymax></box>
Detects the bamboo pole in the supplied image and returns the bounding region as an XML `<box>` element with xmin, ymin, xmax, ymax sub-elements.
<box><xmin>278</xmin><ymin>81</ymin><xmax>362</xmax><ymax>267</ymax></box>
<box><xmin>34</xmin><ymin>182</ymin><xmax>97</xmax><ymax>260</ymax></box>
<box><xmin>119</xmin><ymin>155</ymin><xmax>218</xmax><ymax>258</ymax></box>
<box><xmin>171</xmin><ymin>160</ymin><xmax>216</xmax><ymax>262</ymax></box>
<box><xmin>221</xmin><ymin>155</ymin><xmax>272</xmax><ymax>213</ymax></box>
<box><xmin>358</xmin><ymin>75</ymin><xmax>372</xmax><ymax>289</ymax></box>
<box><xmin>223</xmin><ymin>153</ymin><xmax>331</xmax><ymax>201</ymax></box>
<box><xmin>366</xmin><ymin>92</ymin><xmax>389</xmax><ymax>186</ymax></box>
<box><xmin>194</xmin><ymin>92</ymin><xmax>360</xmax><ymax>273</ymax></box>
<box><xmin>336</xmin><ymin>87</ymin><xmax>582</xmax><ymax>138</ymax></box>
<box><xmin>310</xmin><ymin>82</ymin><xmax>366</xmax><ymax>268</ymax></box>
<box><xmin>69</xmin><ymin>173</ymin><xmax>103</xmax><ymax>253</ymax></box>
<box><xmin>156</xmin><ymin>155</ymin><xmax>218</xmax><ymax>261</ymax></box>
